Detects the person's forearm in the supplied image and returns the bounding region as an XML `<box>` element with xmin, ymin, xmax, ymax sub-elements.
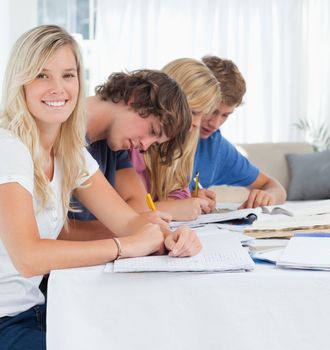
<box><xmin>155</xmin><ymin>199</ymin><xmax>184</xmax><ymax>220</ymax></box>
<box><xmin>125</xmin><ymin>196</ymin><xmax>149</xmax><ymax>213</ymax></box>
<box><xmin>15</xmin><ymin>237</ymin><xmax>119</xmax><ymax>277</ymax></box>
<box><xmin>59</xmin><ymin>217</ymin><xmax>155</xmax><ymax>240</ymax></box>
<box><xmin>75</xmin><ymin>171</ymin><xmax>152</xmax><ymax>236</ymax></box>
<box><xmin>115</xmin><ymin>168</ymin><xmax>150</xmax><ymax>212</ymax></box>
<box><xmin>155</xmin><ymin>199</ymin><xmax>200</xmax><ymax>221</ymax></box>
<box><xmin>58</xmin><ymin>219</ymin><xmax>115</xmax><ymax>241</ymax></box>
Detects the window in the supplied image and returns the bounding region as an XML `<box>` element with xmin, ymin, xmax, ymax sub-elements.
<box><xmin>38</xmin><ymin>0</ymin><xmax>96</xmax><ymax>94</ymax></box>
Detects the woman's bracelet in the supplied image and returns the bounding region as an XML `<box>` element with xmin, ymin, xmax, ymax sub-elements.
<box><xmin>112</xmin><ymin>237</ymin><xmax>122</xmax><ymax>260</ymax></box>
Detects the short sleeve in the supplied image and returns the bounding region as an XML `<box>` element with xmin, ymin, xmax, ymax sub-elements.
<box><xmin>217</xmin><ymin>138</ymin><xmax>259</xmax><ymax>186</ymax></box>
<box><xmin>0</xmin><ymin>130</ymin><xmax>34</xmax><ymax>194</ymax></box>
<box><xmin>191</xmin><ymin>130</ymin><xmax>259</xmax><ymax>189</ymax></box>
<box><xmin>75</xmin><ymin>147</ymin><xmax>99</xmax><ymax>188</ymax></box>
<box><xmin>168</xmin><ymin>187</ymin><xmax>192</xmax><ymax>200</ymax></box>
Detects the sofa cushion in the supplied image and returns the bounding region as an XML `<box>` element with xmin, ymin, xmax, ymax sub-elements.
<box><xmin>286</xmin><ymin>150</ymin><xmax>330</xmax><ymax>200</ymax></box>
<box><xmin>237</xmin><ymin>142</ymin><xmax>313</xmax><ymax>190</ymax></box>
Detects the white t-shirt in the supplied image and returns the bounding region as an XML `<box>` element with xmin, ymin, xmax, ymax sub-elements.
<box><xmin>0</xmin><ymin>128</ymin><xmax>99</xmax><ymax>317</ymax></box>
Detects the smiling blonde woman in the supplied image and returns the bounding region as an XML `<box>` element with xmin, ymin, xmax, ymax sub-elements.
<box><xmin>0</xmin><ymin>25</ymin><xmax>201</xmax><ymax>350</ymax></box>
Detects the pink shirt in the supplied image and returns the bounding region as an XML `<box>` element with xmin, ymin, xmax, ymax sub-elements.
<box><xmin>129</xmin><ymin>148</ymin><xmax>191</xmax><ymax>200</ymax></box>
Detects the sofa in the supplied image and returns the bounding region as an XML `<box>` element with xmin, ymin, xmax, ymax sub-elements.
<box><xmin>211</xmin><ymin>142</ymin><xmax>314</xmax><ymax>202</ymax></box>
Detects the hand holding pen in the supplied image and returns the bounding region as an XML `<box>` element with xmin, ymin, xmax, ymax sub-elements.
<box><xmin>143</xmin><ymin>193</ymin><xmax>172</xmax><ymax>229</ymax></box>
<box><xmin>146</xmin><ymin>193</ymin><xmax>202</xmax><ymax>257</ymax></box>
<box><xmin>194</xmin><ymin>171</ymin><xmax>200</xmax><ymax>197</ymax></box>
<box><xmin>146</xmin><ymin>193</ymin><xmax>157</xmax><ymax>211</ymax></box>
<box><xmin>192</xmin><ymin>172</ymin><xmax>216</xmax><ymax>212</ymax></box>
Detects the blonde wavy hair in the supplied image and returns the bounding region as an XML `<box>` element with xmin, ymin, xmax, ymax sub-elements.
<box><xmin>144</xmin><ymin>58</ymin><xmax>221</xmax><ymax>200</ymax></box>
<box><xmin>0</xmin><ymin>25</ymin><xmax>88</xmax><ymax>220</ymax></box>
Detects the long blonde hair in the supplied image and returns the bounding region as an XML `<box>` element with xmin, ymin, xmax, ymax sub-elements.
<box><xmin>0</xmin><ymin>25</ymin><xmax>88</xmax><ymax>219</ymax></box>
<box><xmin>144</xmin><ymin>58</ymin><xmax>221</xmax><ymax>200</ymax></box>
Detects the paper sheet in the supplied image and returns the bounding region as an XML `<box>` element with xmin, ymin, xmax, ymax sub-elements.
<box><xmin>277</xmin><ymin>235</ymin><xmax>330</xmax><ymax>270</ymax></box>
<box><xmin>105</xmin><ymin>235</ymin><xmax>255</xmax><ymax>273</ymax></box>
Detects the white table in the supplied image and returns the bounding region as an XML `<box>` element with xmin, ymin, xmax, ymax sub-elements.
<box><xmin>47</xmin><ymin>261</ymin><xmax>330</xmax><ymax>350</ymax></box>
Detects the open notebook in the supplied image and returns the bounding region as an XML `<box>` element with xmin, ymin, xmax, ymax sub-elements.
<box><xmin>170</xmin><ymin>207</ymin><xmax>259</xmax><ymax>228</ymax></box>
<box><xmin>170</xmin><ymin>200</ymin><xmax>330</xmax><ymax>229</ymax></box>
<box><xmin>104</xmin><ymin>234</ymin><xmax>255</xmax><ymax>273</ymax></box>
<box><xmin>258</xmin><ymin>200</ymin><xmax>330</xmax><ymax>217</ymax></box>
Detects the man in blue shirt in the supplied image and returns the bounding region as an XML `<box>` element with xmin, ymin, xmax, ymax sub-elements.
<box><xmin>191</xmin><ymin>56</ymin><xmax>286</xmax><ymax>208</ymax></box>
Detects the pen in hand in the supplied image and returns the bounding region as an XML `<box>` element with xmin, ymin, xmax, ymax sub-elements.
<box><xmin>146</xmin><ymin>193</ymin><xmax>173</xmax><ymax>254</ymax></box>
<box><xmin>146</xmin><ymin>193</ymin><xmax>157</xmax><ymax>212</ymax></box>
<box><xmin>194</xmin><ymin>171</ymin><xmax>201</xmax><ymax>197</ymax></box>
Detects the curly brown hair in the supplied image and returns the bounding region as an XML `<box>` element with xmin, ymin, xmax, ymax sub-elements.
<box><xmin>202</xmin><ymin>55</ymin><xmax>246</xmax><ymax>106</ymax></box>
<box><xmin>95</xmin><ymin>69</ymin><xmax>192</xmax><ymax>165</ymax></box>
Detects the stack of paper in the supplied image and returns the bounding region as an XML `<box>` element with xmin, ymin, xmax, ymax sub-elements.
<box><xmin>247</xmin><ymin>239</ymin><xmax>289</xmax><ymax>264</ymax></box>
<box><xmin>252</xmin><ymin>248</ymin><xmax>285</xmax><ymax>264</ymax></box>
<box><xmin>244</xmin><ymin>214</ymin><xmax>330</xmax><ymax>238</ymax></box>
<box><xmin>277</xmin><ymin>234</ymin><xmax>330</xmax><ymax>270</ymax></box>
<box><xmin>105</xmin><ymin>234</ymin><xmax>255</xmax><ymax>273</ymax></box>
<box><xmin>171</xmin><ymin>200</ymin><xmax>330</xmax><ymax>232</ymax></box>
<box><xmin>169</xmin><ymin>201</ymin><xmax>330</xmax><ymax>238</ymax></box>
<box><xmin>246</xmin><ymin>238</ymin><xmax>289</xmax><ymax>253</ymax></box>
<box><xmin>193</xmin><ymin>224</ymin><xmax>254</xmax><ymax>244</ymax></box>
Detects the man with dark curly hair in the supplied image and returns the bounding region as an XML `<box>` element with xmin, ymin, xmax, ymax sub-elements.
<box><xmin>63</xmin><ymin>70</ymin><xmax>192</xmax><ymax>239</ymax></box>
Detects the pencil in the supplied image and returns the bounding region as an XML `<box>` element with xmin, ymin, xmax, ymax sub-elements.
<box><xmin>194</xmin><ymin>171</ymin><xmax>199</xmax><ymax>197</ymax></box>
<box><xmin>146</xmin><ymin>193</ymin><xmax>157</xmax><ymax>211</ymax></box>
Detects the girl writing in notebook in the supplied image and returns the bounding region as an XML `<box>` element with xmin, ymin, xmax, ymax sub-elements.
<box><xmin>0</xmin><ymin>25</ymin><xmax>201</xmax><ymax>350</ymax></box>
<box><xmin>130</xmin><ymin>58</ymin><xmax>221</xmax><ymax>220</ymax></box>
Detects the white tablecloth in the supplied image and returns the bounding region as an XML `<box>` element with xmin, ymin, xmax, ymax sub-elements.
<box><xmin>47</xmin><ymin>262</ymin><xmax>330</xmax><ymax>350</ymax></box>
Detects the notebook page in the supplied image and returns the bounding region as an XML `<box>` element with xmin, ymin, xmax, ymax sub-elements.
<box><xmin>262</xmin><ymin>200</ymin><xmax>330</xmax><ymax>217</ymax></box>
<box><xmin>107</xmin><ymin>235</ymin><xmax>254</xmax><ymax>273</ymax></box>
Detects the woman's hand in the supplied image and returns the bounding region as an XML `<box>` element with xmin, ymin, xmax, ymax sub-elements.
<box><xmin>140</xmin><ymin>210</ymin><xmax>172</xmax><ymax>230</ymax></box>
<box><xmin>161</xmin><ymin>197</ymin><xmax>210</xmax><ymax>221</ymax></box>
<box><xmin>164</xmin><ymin>226</ymin><xmax>202</xmax><ymax>257</ymax></box>
<box><xmin>195</xmin><ymin>189</ymin><xmax>216</xmax><ymax>213</ymax></box>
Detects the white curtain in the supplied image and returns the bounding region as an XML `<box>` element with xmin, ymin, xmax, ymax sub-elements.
<box><xmin>93</xmin><ymin>0</ymin><xmax>330</xmax><ymax>143</ymax></box>
<box><xmin>0</xmin><ymin>0</ymin><xmax>11</xmax><ymax>100</ymax></box>
<box><xmin>0</xmin><ymin>0</ymin><xmax>38</xmax><ymax>101</ymax></box>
